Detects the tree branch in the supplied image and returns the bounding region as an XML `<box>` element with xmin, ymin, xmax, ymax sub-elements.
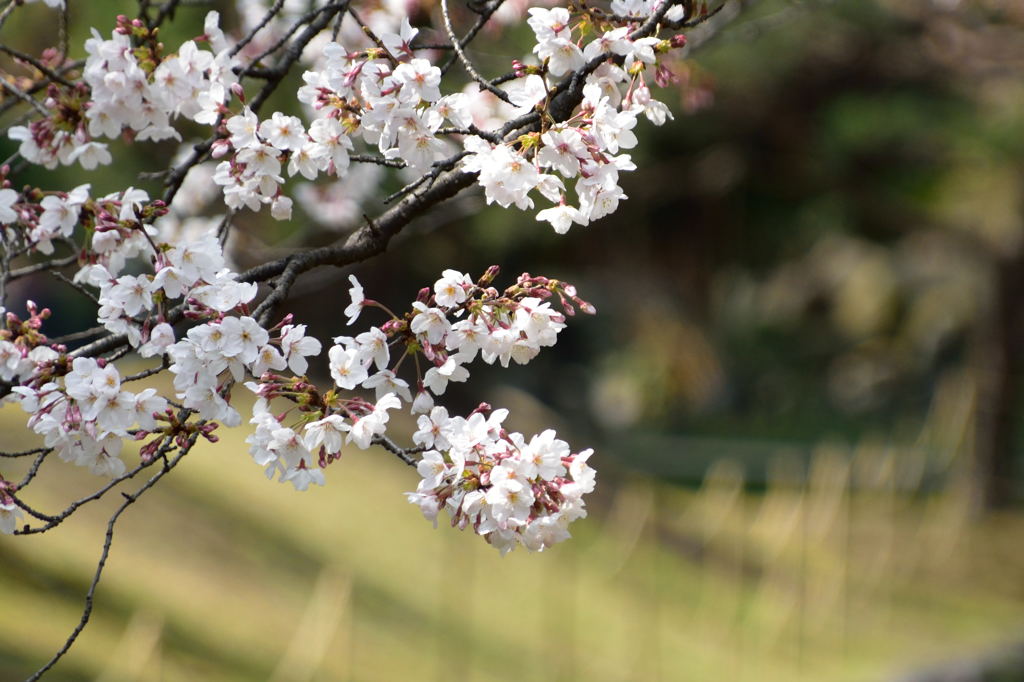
<box><xmin>440</xmin><ymin>0</ymin><xmax>511</xmax><ymax>103</ymax></box>
<box><xmin>25</xmin><ymin>436</ymin><xmax>195</xmax><ymax>682</ymax></box>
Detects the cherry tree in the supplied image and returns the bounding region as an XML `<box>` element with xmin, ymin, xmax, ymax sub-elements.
<box><xmin>0</xmin><ymin>0</ymin><xmax>725</xmax><ymax>676</ymax></box>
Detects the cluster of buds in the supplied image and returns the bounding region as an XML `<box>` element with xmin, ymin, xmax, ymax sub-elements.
<box><xmin>0</xmin><ymin>302</ymin><xmax>62</xmax><ymax>385</ymax></box>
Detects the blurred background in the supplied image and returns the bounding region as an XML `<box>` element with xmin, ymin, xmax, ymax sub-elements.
<box><xmin>2</xmin><ymin>0</ymin><xmax>1024</xmax><ymax>679</ymax></box>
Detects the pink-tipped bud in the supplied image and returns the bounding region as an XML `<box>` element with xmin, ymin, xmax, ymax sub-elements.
<box><xmin>479</xmin><ymin>265</ymin><xmax>500</xmax><ymax>286</ymax></box>
<box><xmin>211</xmin><ymin>139</ymin><xmax>231</xmax><ymax>159</ymax></box>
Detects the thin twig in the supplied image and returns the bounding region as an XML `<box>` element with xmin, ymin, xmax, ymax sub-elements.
<box><xmin>13</xmin><ymin>458</ymin><xmax>160</xmax><ymax>531</ymax></box>
<box><xmin>346</xmin><ymin>7</ymin><xmax>399</xmax><ymax>67</ymax></box>
<box><xmin>382</xmin><ymin>150</ymin><xmax>471</xmax><ymax>205</ymax></box>
<box><xmin>0</xmin><ymin>0</ymin><xmax>18</xmax><ymax>33</ymax></box>
<box><xmin>229</xmin><ymin>0</ymin><xmax>287</xmax><ymax>58</ymax></box>
<box><xmin>7</xmin><ymin>253</ymin><xmax>79</xmax><ymax>282</ymax></box>
<box><xmin>253</xmin><ymin>258</ymin><xmax>302</xmax><ymax>326</ymax></box>
<box><xmin>123</xmin><ymin>357</ymin><xmax>170</xmax><ymax>382</ymax></box>
<box><xmin>0</xmin><ymin>232</ymin><xmax>11</xmax><ymax>308</ymax></box>
<box><xmin>25</xmin><ymin>439</ymin><xmax>194</xmax><ymax>682</ymax></box>
<box><xmin>439</xmin><ymin>0</ymin><xmax>506</xmax><ymax>76</ymax></box>
<box><xmin>102</xmin><ymin>344</ymin><xmax>133</xmax><ymax>364</ymax></box>
<box><xmin>0</xmin><ymin>58</ymin><xmax>82</xmax><ymax>118</ymax></box>
<box><xmin>439</xmin><ymin>0</ymin><xmax>511</xmax><ymax>103</ymax></box>
<box><xmin>51</xmin><ymin>269</ymin><xmax>100</xmax><ymax>305</ymax></box>
<box><xmin>235</xmin><ymin>4</ymin><xmax>342</xmax><ymax>77</ymax></box>
<box><xmin>58</xmin><ymin>0</ymin><xmax>68</xmax><ymax>63</ymax></box>
<box><xmin>0</xmin><ymin>447</ymin><xmax>49</xmax><ymax>459</ymax></box>
<box><xmin>0</xmin><ymin>45</ymin><xmax>74</xmax><ymax>87</ymax></box>
<box><xmin>0</xmin><ymin>79</ymin><xmax>48</xmax><ymax>117</ymax></box>
<box><xmin>145</xmin><ymin>0</ymin><xmax>184</xmax><ymax>30</ymax></box>
<box><xmin>15</xmin><ymin>449</ymin><xmax>51</xmax><ymax>489</ymax></box>
<box><xmin>216</xmin><ymin>210</ymin><xmax>235</xmax><ymax>246</ymax></box>
<box><xmin>372</xmin><ymin>434</ymin><xmax>423</xmax><ymax>466</ymax></box>
<box><xmin>249</xmin><ymin>1</ymin><xmax>350</xmax><ymax>112</ymax></box>
<box><xmin>50</xmin><ymin>325</ymin><xmax>108</xmax><ymax>346</ymax></box>
<box><xmin>350</xmin><ymin>153</ymin><xmax>406</xmax><ymax>168</ymax></box>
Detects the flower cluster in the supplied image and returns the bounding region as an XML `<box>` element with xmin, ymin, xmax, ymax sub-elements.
<box><xmin>10</xmin><ymin>2</ymin><xmax>689</xmax><ymax>234</ymax></box>
<box><xmin>5</xmin><ymin>316</ymin><xmax>227</xmax><ymax>489</ymax></box>
<box><xmin>209</xmin><ymin>18</ymin><xmax>468</xmax><ymax>218</ymax></box>
<box><xmin>323</xmin><ymin>267</ymin><xmax>591</xmax><ymax>416</ymax></box>
<box><xmin>85</xmin><ymin>13</ymin><xmax>235</xmax><ymax>139</ymax></box>
<box><xmin>169</xmin><ymin>316</ymin><xmax>321</xmax><ymax>427</ymax></box>
<box><xmin>11</xmin><ymin>355</ymin><xmax>169</xmax><ymax>478</ymax></box>
<box><xmin>463</xmin><ymin>7</ymin><xmax>683</xmax><ymax>233</ymax></box>
<box><xmin>407</xmin><ymin>407</ymin><xmax>596</xmax><ymax>554</ymax></box>
<box><xmin>0</xmin><ymin>0</ymin><xmax>715</xmax><ymax>559</ymax></box>
<box><xmin>8</xmin><ymin>13</ymin><xmax>236</xmax><ymax>171</ymax></box>
<box><xmin>0</xmin><ymin>302</ymin><xmax>61</xmax><ymax>385</ymax></box>
<box><xmin>1</xmin><ymin>304</ymin><xmax>175</xmax><ymax>482</ymax></box>
<box><xmin>235</xmin><ymin>267</ymin><xmax>597</xmax><ymax>552</ymax></box>
<box><xmin>245</xmin><ymin>390</ymin><xmax>404</xmax><ymax>491</ymax></box>
<box><xmin>85</xmin><ymin>222</ymin><xmax>257</xmax><ymax>353</ymax></box>
<box><xmin>0</xmin><ymin>181</ymin><xmax>93</xmax><ymax>255</ymax></box>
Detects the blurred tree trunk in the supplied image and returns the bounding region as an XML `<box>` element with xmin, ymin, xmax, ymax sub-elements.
<box><xmin>970</xmin><ymin>246</ymin><xmax>1024</xmax><ymax>513</ymax></box>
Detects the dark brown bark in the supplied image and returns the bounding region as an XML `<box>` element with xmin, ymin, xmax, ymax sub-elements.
<box><xmin>971</xmin><ymin>244</ymin><xmax>1024</xmax><ymax>512</ymax></box>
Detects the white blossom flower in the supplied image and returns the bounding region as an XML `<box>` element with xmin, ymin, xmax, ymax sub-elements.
<box><xmin>304</xmin><ymin>414</ymin><xmax>350</xmax><ymax>455</ymax></box>
<box><xmin>392</xmin><ymin>59</ymin><xmax>442</xmax><ymax>102</ymax></box>
<box><xmin>227</xmin><ymin>108</ymin><xmax>261</xmax><ymax>150</ymax></box>
<box><xmin>0</xmin><ymin>501</ymin><xmax>24</xmax><ymax>535</ymax></box>
<box><xmin>328</xmin><ymin>345</ymin><xmax>368</xmax><ymax>390</ymax></box>
<box><xmin>280</xmin><ymin>324</ymin><xmax>322</xmax><ymax>375</ymax></box>
<box><xmin>363</xmin><ymin>369</ymin><xmax>412</xmax><ymax>402</ymax></box>
<box><xmin>412</xmin><ymin>406</ymin><xmax>450</xmax><ymax>450</ymax></box>
<box><xmin>423</xmin><ymin>356</ymin><xmax>469</xmax><ymax>396</ymax></box>
<box><xmin>347</xmin><ymin>392</ymin><xmax>400</xmax><ymax>449</ymax></box>
<box><xmin>344</xmin><ymin>274</ymin><xmax>364</xmax><ymax>325</ymax></box>
<box><xmin>259</xmin><ymin>112</ymin><xmax>306</xmax><ymax>151</ymax></box>
<box><xmin>410</xmin><ymin>302</ymin><xmax>451</xmax><ymax>345</ymax></box>
<box><xmin>433</xmin><ymin>269</ymin><xmax>471</xmax><ymax>308</ymax></box>
<box><xmin>0</xmin><ymin>189</ymin><xmax>19</xmax><ymax>223</ymax></box>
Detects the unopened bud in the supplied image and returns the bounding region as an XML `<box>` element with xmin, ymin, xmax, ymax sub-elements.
<box><xmin>575</xmin><ymin>298</ymin><xmax>596</xmax><ymax>315</ymax></box>
<box><xmin>211</xmin><ymin>139</ymin><xmax>231</xmax><ymax>159</ymax></box>
<box><xmin>479</xmin><ymin>265</ymin><xmax>500</xmax><ymax>285</ymax></box>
